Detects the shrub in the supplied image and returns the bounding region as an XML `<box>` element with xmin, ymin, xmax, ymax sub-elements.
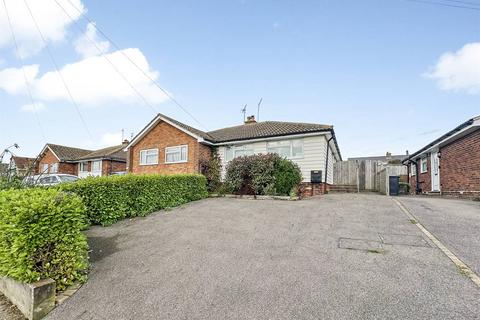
<box><xmin>0</xmin><ymin>188</ymin><xmax>88</xmax><ymax>291</ymax></box>
<box><xmin>200</xmin><ymin>150</ymin><xmax>222</xmax><ymax>193</ymax></box>
<box><xmin>61</xmin><ymin>174</ymin><xmax>208</xmax><ymax>226</ymax></box>
<box><xmin>0</xmin><ymin>176</ymin><xmax>23</xmax><ymax>190</ymax></box>
<box><xmin>225</xmin><ymin>153</ymin><xmax>302</xmax><ymax>196</ymax></box>
<box><xmin>274</xmin><ymin>159</ymin><xmax>302</xmax><ymax>195</ymax></box>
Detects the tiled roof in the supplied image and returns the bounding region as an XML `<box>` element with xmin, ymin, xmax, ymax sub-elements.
<box><xmin>77</xmin><ymin>144</ymin><xmax>127</xmax><ymax>161</ymax></box>
<box><xmin>206</xmin><ymin>121</ymin><xmax>332</xmax><ymax>143</ymax></box>
<box><xmin>159</xmin><ymin>113</ymin><xmax>212</xmax><ymax>140</ymax></box>
<box><xmin>11</xmin><ymin>156</ymin><xmax>36</xmax><ymax>169</ymax></box>
<box><xmin>47</xmin><ymin>144</ymin><xmax>92</xmax><ymax>161</ymax></box>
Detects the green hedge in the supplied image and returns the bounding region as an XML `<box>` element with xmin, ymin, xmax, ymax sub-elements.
<box><xmin>61</xmin><ymin>174</ymin><xmax>208</xmax><ymax>226</ymax></box>
<box><xmin>0</xmin><ymin>188</ymin><xmax>88</xmax><ymax>291</ymax></box>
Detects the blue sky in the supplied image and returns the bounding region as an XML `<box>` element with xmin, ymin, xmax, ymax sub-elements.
<box><xmin>1</xmin><ymin>0</ymin><xmax>479</xmax><ymax>160</ymax></box>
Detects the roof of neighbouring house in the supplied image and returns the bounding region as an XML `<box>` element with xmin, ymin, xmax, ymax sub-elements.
<box><xmin>402</xmin><ymin>115</ymin><xmax>480</xmax><ymax>163</ymax></box>
<box><xmin>77</xmin><ymin>144</ymin><xmax>127</xmax><ymax>162</ymax></box>
<box><xmin>46</xmin><ymin>144</ymin><xmax>93</xmax><ymax>161</ymax></box>
<box><xmin>11</xmin><ymin>156</ymin><xmax>36</xmax><ymax>169</ymax></box>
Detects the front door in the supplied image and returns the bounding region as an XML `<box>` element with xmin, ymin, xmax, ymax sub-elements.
<box><xmin>431</xmin><ymin>151</ymin><xmax>440</xmax><ymax>191</ymax></box>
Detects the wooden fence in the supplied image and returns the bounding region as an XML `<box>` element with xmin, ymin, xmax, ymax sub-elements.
<box><xmin>334</xmin><ymin>160</ymin><xmax>407</xmax><ymax>192</ymax></box>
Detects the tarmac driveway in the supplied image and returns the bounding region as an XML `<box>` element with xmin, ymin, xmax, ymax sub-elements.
<box><xmin>47</xmin><ymin>194</ymin><xmax>480</xmax><ymax>320</ymax></box>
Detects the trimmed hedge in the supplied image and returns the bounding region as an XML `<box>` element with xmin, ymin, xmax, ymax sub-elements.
<box><xmin>0</xmin><ymin>188</ymin><xmax>88</xmax><ymax>291</ymax></box>
<box><xmin>61</xmin><ymin>174</ymin><xmax>208</xmax><ymax>226</ymax></box>
<box><xmin>225</xmin><ymin>153</ymin><xmax>302</xmax><ymax>196</ymax></box>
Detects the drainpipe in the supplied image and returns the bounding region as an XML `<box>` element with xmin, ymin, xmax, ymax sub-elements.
<box><xmin>324</xmin><ymin>134</ymin><xmax>334</xmax><ymax>193</ymax></box>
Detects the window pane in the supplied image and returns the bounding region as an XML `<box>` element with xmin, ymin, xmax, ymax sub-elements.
<box><xmin>225</xmin><ymin>147</ymin><xmax>233</xmax><ymax>161</ymax></box>
<box><xmin>140</xmin><ymin>149</ymin><xmax>158</xmax><ymax>164</ymax></box>
<box><xmin>292</xmin><ymin>140</ymin><xmax>303</xmax><ymax>157</ymax></box>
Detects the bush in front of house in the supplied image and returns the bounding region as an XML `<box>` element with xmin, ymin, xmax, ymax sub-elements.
<box><xmin>224</xmin><ymin>153</ymin><xmax>302</xmax><ymax>196</ymax></box>
<box><xmin>0</xmin><ymin>188</ymin><xmax>88</xmax><ymax>291</ymax></box>
<box><xmin>61</xmin><ymin>174</ymin><xmax>208</xmax><ymax>226</ymax></box>
<box><xmin>200</xmin><ymin>151</ymin><xmax>222</xmax><ymax>193</ymax></box>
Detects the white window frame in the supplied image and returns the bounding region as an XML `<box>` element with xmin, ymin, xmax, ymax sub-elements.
<box><xmin>41</xmin><ymin>163</ymin><xmax>49</xmax><ymax>173</ymax></box>
<box><xmin>420</xmin><ymin>157</ymin><xmax>428</xmax><ymax>174</ymax></box>
<box><xmin>224</xmin><ymin>144</ymin><xmax>254</xmax><ymax>161</ymax></box>
<box><xmin>139</xmin><ymin>149</ymin><xmax>159</xmax><ymax>166</ymax></box>
<box><xmin>50</xmin><ymin>163</ymin><xmax>59</xmax><ymax>173</ymax></box>
<box><xmin>79</xmin><ymin>162</ymin><xmax>88</xmax><ymax>172</ymax></box>
<box><xmin>165</xmin><ymin>145</ymin><xmax>188</xmax><ymax>164</ymax></box>
<box><xmin>92</xmin><ymin>160</ymin><xmax>102</xmax><ymax>172</ymax></box>
<box><xmin>267</xmin><ymin>139</ymin><xmax>304</xmax><ymax>159</ymax></box>
<box><xmin>410</xmin><ymin>163</ymin><xmax>416</xmax><ymax>176</ymax></box>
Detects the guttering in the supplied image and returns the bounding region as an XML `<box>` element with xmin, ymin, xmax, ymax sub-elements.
<box><xmin>208</xmin><ymin>130</ymin><xmax>331</xmax><ymax>145</ymax></box>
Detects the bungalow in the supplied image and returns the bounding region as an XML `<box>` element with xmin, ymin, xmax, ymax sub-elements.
<box><xmin>8</xmin><ymin>156</ymin><xmax>37</xmax><ymax>177</ymax></box>
<box><xmin>402</xmin><ymin>115</ymin><xmax>480</xmax><ymax>199</ymax></box>
<box><xmin>125</xmin><ymin>113</ymin><xmax>342</xmax><ymax>195</ymax></box>
<box><xmin>36</xmin><ymin>142</ymin><xmax>127</xmax><ymax>177</ymax></box>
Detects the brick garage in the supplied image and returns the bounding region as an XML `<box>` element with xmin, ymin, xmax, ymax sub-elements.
<box><xmin>404</xmin><ymin>116</ymin><xmax>480</xmax><ymax>200</ymax></box>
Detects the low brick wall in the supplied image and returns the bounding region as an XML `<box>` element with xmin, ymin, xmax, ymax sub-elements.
<box><xmin>299</xmin><ymin>182</ymin><xmax>328</xmax><ymax>197</ymax></box>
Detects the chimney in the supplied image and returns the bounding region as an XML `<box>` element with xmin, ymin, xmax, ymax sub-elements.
<box><xmin>245</xmin><ymin>115</ymin><xmax>256</xmax><ymax>124</ymax></box>
<box><xmin>386</xmin><ymin>151</ymin><xmax>392</xmax><ymax>161</ymax></box>
<box><xmin>122</xmin><ymin>139</ymin><xmax>130</xmax><ymax>145</ymax></box>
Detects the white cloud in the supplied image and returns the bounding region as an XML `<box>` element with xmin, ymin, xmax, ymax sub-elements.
<box><xmin>0</xmin><ymin>48</ymin><xmax>169</xmax><ymax>106</ymax></box>
<box><xmin>425</xmin><ymin>42</ymin><xmax>480</xmax><ymax>94</ymax></box>
<box><xmin>0</xmin><ymin>64</ymin><xmax>38</xmax><ymax>94</ymax></box>
<box><xmin>74</xmin><ymin>22</ymin><xmax>110</xmax><ymax>58</ymax></box>
<box><xmin>101</xmin><ymin>132</ymin><xmax>122</xmax><ymax>146</ymax></box>
<box><xmin>0</xmin><ymin>0</ymin><xmax>85</xmax><ymax>58</ymax></box>
<box><xmin>21</xmin><ymin>102</ymin><xmax>46</xmax><ymax>112</ymax></box>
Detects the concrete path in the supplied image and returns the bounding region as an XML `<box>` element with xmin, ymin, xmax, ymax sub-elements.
<box><xmin>46</xmin><ymin>194</ymin><xmax>480</xmax><ymax>320</ymax></box>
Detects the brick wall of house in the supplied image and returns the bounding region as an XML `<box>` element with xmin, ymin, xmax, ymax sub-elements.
<box><xmin>440</xmin><ymin>129</ymin><xmax>480</xmax><ymax>199</ymax></box>
<box><xmin>101</xmin><ymin>160</ymin><xmax>127</xmax><ymax>176</ymax></box>
<box><xmin>129</xmin><ymin>121</ymin><xmax>212</xmax><ymax>174</ymax></box>
<box><xmin>37</xmin><ymin>148</ymin><xmax>76</xmax><ymax>175</ymax></box>
<box><xmin>76</xmin><ymin>161</ymin><xmax>91</xmax><ymax>175</ymax></box>
<box><xmin>408</xmin><ymin>155</ymin><xmax>431</xmax><ymax>194</ymax></box>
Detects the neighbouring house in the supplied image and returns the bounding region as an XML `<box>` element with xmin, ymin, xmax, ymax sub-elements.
<box><xmin>402</xmin><ymin>115</ymin><xmax>480</xmax><ymax>199</ymax></box>
<box><xmin>348</xmin><ymin>152</ymin><xmax>408</xmax><ymax>164</ymax></box>
<box><xmin>125</xmin><ymin>113</ymin><xmax>342</xmax><ymax>195</ymax></box>
<box><xmin>36</xmin><ymin>142</ymin><xmax>128</xmax><ymax>177</ymax></box>
<box><xmin>8</xmin><ymin>156</ymin><xmax>37</xmax><ymax>177</ymax></box>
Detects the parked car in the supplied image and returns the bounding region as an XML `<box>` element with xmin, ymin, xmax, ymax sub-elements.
<box><xmin>23</xmin><ymin>174</ymin><xmax>79</xmax><ymax>186</ymax></box>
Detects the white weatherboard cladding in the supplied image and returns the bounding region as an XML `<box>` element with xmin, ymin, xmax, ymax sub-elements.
<box><xmin>218</xmin><ymin>135</ymin><xmax>331</xmax><ymax>183</ymax></box>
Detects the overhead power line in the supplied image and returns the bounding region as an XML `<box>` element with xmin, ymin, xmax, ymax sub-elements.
<box><xmin>52</xmin><ymin>0</ymin><xmax>159</xmax><ymax>117</ymax></box>
<box><xmin>2</xmin><ymin>0</ymin><xmax>47</xmax><ymax>143</ymax></box>
<box><xmin>57</xmin><ymin>0</ymin><xmax>208</xmax><ymax>131</ymax></box>
<box><xmin>23</xmin><ymin>0</ymin><xmax>94</xmax><ymax>140</ymax></box>
<box><xmin>402</xmin><ymin>0</ymin><xmax>480</xmax><ymax>11</ymax></box>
